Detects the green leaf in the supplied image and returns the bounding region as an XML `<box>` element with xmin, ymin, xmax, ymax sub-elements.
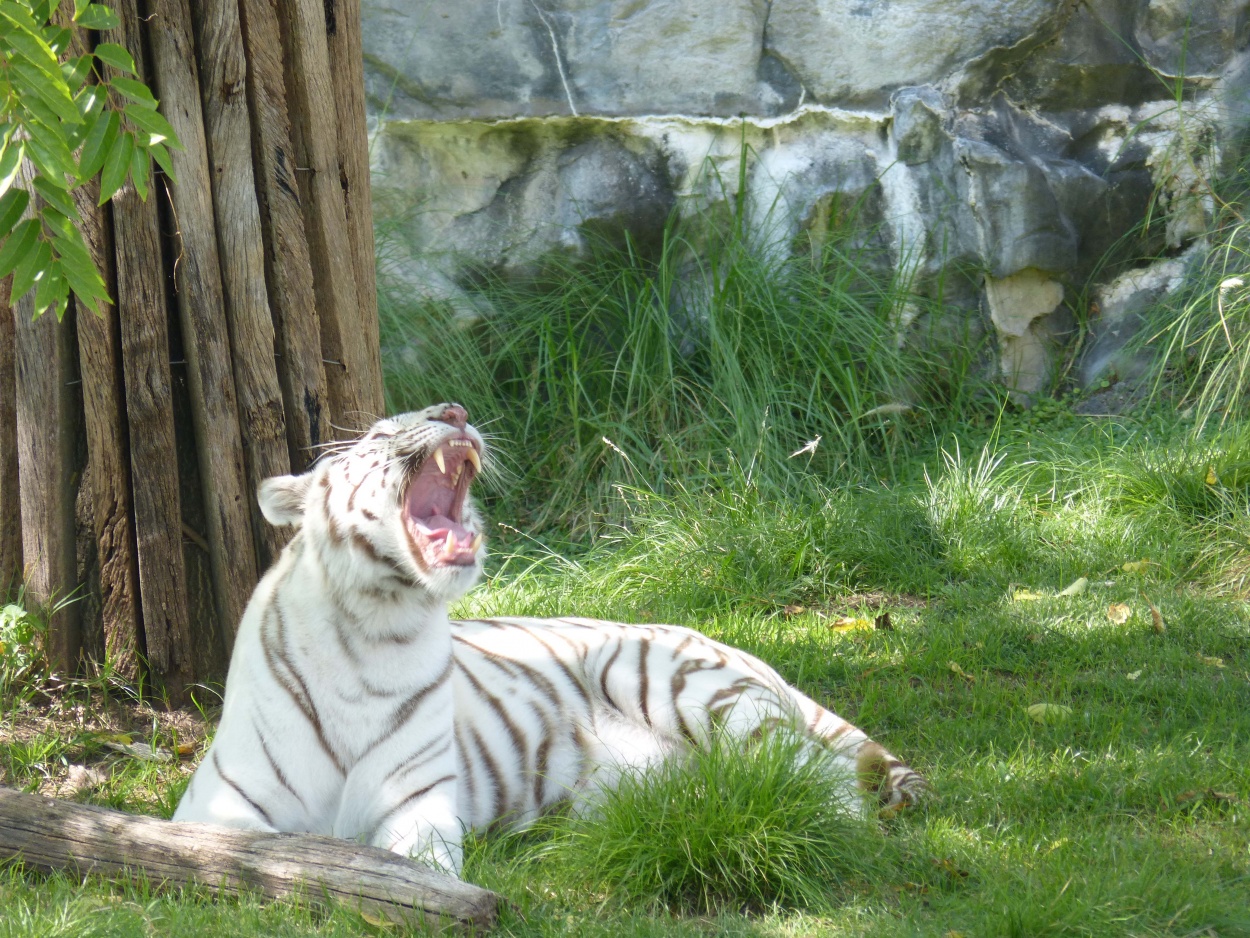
<box><xmin>11</xmin><ymin>62</ymin><xmax>83</xmax><ymax>125</ymax></box>
<box><xmin>4</xmin><ymin>24</ymin><xmax>61</xmax><ymax>79</ymax></box>
<box><xmin>0</xmin><ymin>139</ymin><xmax>23</xmax><ymax>197</ymax></box>
<box><xmin>0</xmin><ymin>2</ymin><xmax>40</xmax><ymax>33</ymax></box>
<box><xmin>148</xmin><ymin>141</ymin><xmax>176</xmax><ymax>183</ymax></box>
<box><xmin>23</xmin><ymin>121</ymin><xmax>79</xmax><ymax>181</ymax></box>
<box><xmin>11</xmin><ymin>236</ymin><xmax>51</xmax><ymax>300</ymax></box>
<box><xmin>45</xmin><ymin>26</ymin><xmax>72</xmax><ymax>58</ymax></box>
<box><xmin>0</xmin><ymin>217</ymin><xmax>39</xmax><ymax>278</ymax></box>
<box><xmin>33</xmin><ymin>257</ymin><xmax>64</xmax><ymax>317</ymax></box>
<box><xmin>110</xmin><ymin>77</ymin><xmax>156</xmax><ymax>109</ymax></box>
<box><xmin>93</xmin><ymin>42</ymin><xmax>135</xmax><ymax>76</ymax></box>
<box><xmin>74</xmin><ymin>4</ymin><xmax>119</xmax><ymax>29</ymax></box>
<box><xmin>66</xmin><ymin>87</ymin><xmax>105</xmax><ymax>150</ymax></box>
<box><xmin>17</xmin><ymin>89</ymin><xmax>65</xmax><ymax>134</ymax></box>
<box><xmin>57</xmin><ymin>232</ymin><xmax>109</xmax><ymax>313</ymax></box>
<box><xmin>98</xmin><ymin>130</ymin><xmax>133</xmax><ymax>204</ymax></box>
<box><xmin>62</xmin><ymin>53</ymin><xmax>95</xmax><ymax>89</ymax></box>
<box><xmin>33</xmin><ymin>177</ymin><xmax>79</xmax><ymax>220</ymax></box>
<box><xmin>78</xmin><ymin>109</ymin><xmax>118</xmax><ymax>180</ymax></box>
<box><xmin>124</xmin><ymin>104</ymin><xmax>181</xmax><ymax>149</ymax></box>
<box><xmin>129</xmin><ymin>143</ymin><xmax>148</xmax><ymax>200</ymax></box>
<box><xmin>0</xmin><ymin>189</ymin><xmax>29</xmax><ymax>239</ymax></box>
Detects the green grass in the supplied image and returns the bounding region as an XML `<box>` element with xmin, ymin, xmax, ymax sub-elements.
<box><xmin>4</xmin><ymin>405</ymin><xmax>1249</xmax><ymax>936</ymax></box>
<box><xmin>6</xmin><ymin>194</ymin><xmax>1250</xmax><ymax>934</ymax></box>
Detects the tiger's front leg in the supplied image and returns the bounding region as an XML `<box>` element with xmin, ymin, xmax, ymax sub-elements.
<box><xmin>332</xmin><ymin>687</ymin><xmax>464</xmax><ymax>874</ymax></box>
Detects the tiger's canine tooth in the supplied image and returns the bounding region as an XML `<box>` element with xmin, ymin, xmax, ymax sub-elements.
<box><xmin>433</xmin><ymin>446</ymin><xmax>446</xmax><ymax>475</ymax></box>
<box><xmin>442</xmin><ymin>533</ymin><xmax>457</xmax><ymax>559</ymax></box>
<box><xmin>465</xmin><ymin>446</ymin><xmax>481</xmax><ymax>473</ymax></box>
<box><xmin>470</xmin><ymin>533</ymin><xmax>483</xmax><ymax>553</ymax></box>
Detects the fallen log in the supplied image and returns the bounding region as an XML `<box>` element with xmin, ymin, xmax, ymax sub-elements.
<box><xmin>0</xmin><ymin>788</ymin><xmax>499</xmax><ymax>930</ymax></box>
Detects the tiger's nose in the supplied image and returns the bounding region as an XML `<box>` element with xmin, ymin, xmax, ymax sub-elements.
<box><xmin>434</xmin><ymin>403</ymin><xmax>468</xmax><ymax>429</ymax></box>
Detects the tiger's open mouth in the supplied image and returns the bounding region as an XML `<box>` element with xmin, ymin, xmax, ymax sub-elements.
<box><xmin>403</xmin><ymin>436</ymin><xmax>482</xmax><ymax>568</ymax></box>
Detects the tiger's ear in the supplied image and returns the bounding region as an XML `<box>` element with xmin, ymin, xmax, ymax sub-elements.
<box><xmin>258</xmin><ymin>474</ymin><xmax>312</xmax><ymax>527</ymax></box>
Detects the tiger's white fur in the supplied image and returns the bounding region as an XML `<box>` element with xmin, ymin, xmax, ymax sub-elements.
<box><xmin>174</xmin><ymin>405</ymin><xmax>924</xmax><ymax>874</ymax></box>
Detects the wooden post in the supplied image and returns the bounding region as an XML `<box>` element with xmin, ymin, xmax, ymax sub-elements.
<box><xmin>72</xmin><ymin>185</ymin><xmax>143</xmax><ymax>680</ymax></box>
<box><xmin>106</xmin><ymin>0</ymin><xmax>197</xmax><ymax>697</ymax></box>
<box><xmin>0</xmin><ymin>788</ymin><xmax>500</xmax><ymax>929</ymax></box>
<box><xmin>326</xmin><ymin>0</ymin><xmax>385</xmax><ymax>417</ymax></box>
<box><xmin>12</xmin><ymin>266</ymin><xmax>83</xmax><ymax>672</ymax></box>
<box><xmin>189</xmin><ymin>0</ymin><xmax>294</xmax><ymax>571</ymax></box>
<box><xmin>278</xmin><ymin>0</ymin><xmax>383</xmax><ymax>434</ymax></box>
<box><xmin>236</xmin><ymin>0</ymin><xmax>334</xmax><ymax>473</ymax></box>
<box><xmin>145</xmin><ymin>0</ymin><xmax>260</xmax><ymax>646</ymax></box>
<box><xmin>0</xmin><ymin>276</ymin><xmax>21</xmax><ymax>595</ymax></box>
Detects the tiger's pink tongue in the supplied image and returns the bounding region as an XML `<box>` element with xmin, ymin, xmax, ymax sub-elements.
<box><xmin>420</xmin><ymin>514</ymin><xmax>468</xmax><ymax>539</ymax></box>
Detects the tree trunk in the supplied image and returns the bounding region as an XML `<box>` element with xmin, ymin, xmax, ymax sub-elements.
<box><xmin>0</xmin><ymin>788</ymin><xmax>500</xmax><ymax>929</ymax></box>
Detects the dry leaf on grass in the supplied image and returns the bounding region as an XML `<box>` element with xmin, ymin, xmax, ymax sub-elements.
<box><xmin>1148</xmin><ymin>602</ymin><xmax>1166</xmax><ymax>634</ymax></box>
<box><xmin>358</xmin><ymin>909</ymin><xmax>396</xmax><ymax>929</ymax></box>
<box><xmin>104</xmin><ymin>741</ymin><xmax>172</xmax><ymax>763</ymax></box>
<box><xmin>1121</xmin><ymin>560</ymin><xmax>1152</xmax><ymax>574</ymax></box>
<box><xmin>1197</xmin><ymin>654</ymin><xmax>1226</xmax><ymax>668</ymax></box>
<box><xmin>830</xmin><ymin>616</ymin><xmax>874</xmax><ymax>633</ymax></box>
<box><xmin>1012</xmin><ymin>588</ymin><xmax>1045</xmax><ymax>602</ymax></box>
<box><xmin>1206</xmin><ymin>466</ymin><xmax>1220</xmax><ymax>486</ymax></box>
<box><xmin>1058</xmin><ymin>577</ymin><xmax>1088</xmax><ymax>596</ymax></box>
<box><xmin>1107</xmin><ymin>603</ymin><xmax>1132</xmax><ymax>624</ymax></box>
<box><xmin>1126</xmin><ymin>669</ymin><xmax>1143</xmax><ymax>681</ymax></box>
<box><xmin>1027</xmin><ymin>703</ymin><xmax>1072</xmax><ymax>723</ymax></box>
<box><xmin>948</xmin><ymin>661</ymin><xmax>975</xmax><ymax>683</ymax></box>
<box><xmin>61</xmin><ymin>764</ymin><xmax>106</xmax><ymax>796</ymax></box>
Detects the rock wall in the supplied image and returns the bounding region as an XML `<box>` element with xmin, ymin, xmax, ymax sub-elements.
<box><xmin>364</xmin><ymin>0</ymin><xmax>1250</xmax><ymax>396</ymax></box>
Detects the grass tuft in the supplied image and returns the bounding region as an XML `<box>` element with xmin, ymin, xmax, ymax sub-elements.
<box><xmin>547</xmin><ymin>732</ymin><xmax>892</xmax><ymax>914</ymax></box>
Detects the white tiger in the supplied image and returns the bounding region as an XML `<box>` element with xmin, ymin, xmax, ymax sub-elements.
<box><xmin>174</xmin><ymin>404</ymin><xmax>924</xmax><ymax>874</ymax></box>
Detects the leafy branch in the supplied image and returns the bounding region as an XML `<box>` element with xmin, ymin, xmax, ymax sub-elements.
<box><xmin>0</xmin><ymin>0</ymin><xmax>182</xmax><ymax>319</ymax></box>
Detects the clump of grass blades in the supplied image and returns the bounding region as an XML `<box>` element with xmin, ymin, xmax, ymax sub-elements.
<box><xmin>380</xmin><ymin>208</ymin><xmax>986</xmax><ymax>534</ymax></box>
<box><xmin>1152</xmin><ymin>156</ymin><xmax>1250</xmax><ymax>430</ymax></box>
<box><xmin>535</xmin><ymin>732</ymin><xmax>895</xmax><ymax>914</ymax></box>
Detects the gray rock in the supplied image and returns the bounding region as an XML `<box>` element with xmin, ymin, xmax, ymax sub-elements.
<box><xmin>364</xmin><ymin>0</ymin><xmax>1250</xmax><ymax>396</ymax></box>
<box><xmin>892</xmin><ymin>87</ymin><xmax>949</xmax><ymax>165</ymax></box>
<box><xmin>1079</xmin><ymin>248</ymin><xmax>1201</xmax><ymax>389</ymax></box>
<box><xmin>768</xmin><ymin>0</ymin><xmax>1059</xmax><ymax>105</ymax></box>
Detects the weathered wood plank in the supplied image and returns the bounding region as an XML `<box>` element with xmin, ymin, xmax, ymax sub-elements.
<box><xmin>277</xmin><ymin>0</ymin><xmax>377</xmax><ymax>435</ymax></box>
<box><xmin>0</xmin><ymin>788</ymin><xmax>499</xmax><ymax>929</ymax></box>
<box><xmin>0</xmin><ymin>276</ymin><xmax>20</xmax><ymax>595</ymax></box>
<box><xmin>189</xmin><ymin>0</ymin><xmax>293</xmax><ymax>571</ymax></box>
<box><xmin>72</xmin><ymin>182</ymin><xmax>142</xmax><ymax>680</ymax></box>
<box><xmin>325</xmin><ymin>0</ymin><xmax>385</xmax><ymax>419</ymax></box>
<box><xmin>235</xmin><ymin>0</ymin><xmax>333</xmax><ymax>472</ymax></box>
<box><xmin>145</xmin><ymin>0</ymin><xmax>260</xmax><ymax>644</ymax></box>
<box><xmin>106</xmin><ymin>0</ymin><xmax>196</xmax><ymax>698</ymax></box>
<box><xmin>11</xmin><ymin>162</ymin><xmax>83</xmax><ymax>672</ymax></box>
